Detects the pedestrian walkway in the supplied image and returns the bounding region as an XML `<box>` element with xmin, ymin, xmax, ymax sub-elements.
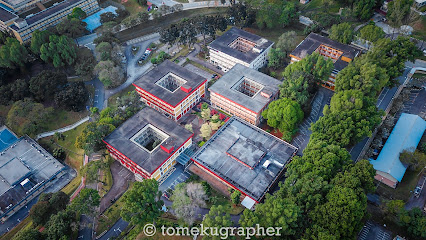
<box><xmin>35</xmin><ymin>116</ymin><xmax>90</xmax><ymax>140</ymax></box>
<box><xmin>125</xmin><ymin>32</ymin><xmax>160</xmax><ymax>45</ymax></box>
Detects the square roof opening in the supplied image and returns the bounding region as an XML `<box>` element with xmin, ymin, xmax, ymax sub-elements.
<box><xmin>232</xmin><ymin>77</ymin><xmax>264</xmax><ymax>98</ymax></box>
<box><xmin>155</xmin><ymin>73</ymin><xmax>187</xmax><ymax>93</ymax></box>
<box><xmin>228</xmin><ymin>37</ymin><xmax>256</xmax><ymax>53</ymax></box>
<box><xmin>131</xmin><ymin>124</ymin><xmax>169</xmax><ymax>153</ymax></box>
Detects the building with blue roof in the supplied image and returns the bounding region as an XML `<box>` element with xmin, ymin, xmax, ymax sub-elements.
<box><xmin>370</xmin><ymin>113</ymin><xmax>426</xmax><ymax>188</ymax></box>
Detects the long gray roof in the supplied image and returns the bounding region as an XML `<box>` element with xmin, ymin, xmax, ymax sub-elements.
<box><xmin>192</xmin><ymin>117</ymin><xmax>297</xmax><ymax>201</ymax></box>
<box><xmin>133</xmin><ymin>60</ymin><xmax>206</xmax><ymax>107</ymax></box>
<box><xmin>290</xmin><ymin>33</ymin><xmax>360</xmax><ymax>71</ymax></box>
<box><xmin>103</xmin><ymin>107</ymin><xmax>193</xmax><ymax>174</ymax></box>
<box><xmin>208</xmin><ymin>27</ymin><xmax>274</xmax><ymax>64</ymax></box>
<box><xmin>0</xmin><ymin>6</ymin><xmax>18</xmax><ymax>22</ymax></box>
<box><xmin>208</xmin><ymin>64</ymin><xmax>281</xmax><ymax>113</ymax></box>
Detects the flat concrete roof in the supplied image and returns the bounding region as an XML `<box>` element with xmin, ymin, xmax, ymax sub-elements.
<box><xmin>133</xmin><ymin>60</ymin><xmax>206</xmax><ymax>107</ymax></box>
<box><xmin>0</xmin><ymin>0</ymin><xmax>28</xmax><ymax>9</ymax></box>
<box><xmin>0</xmin><ymin>135</ymin><xmax>64</xmax><ymax>214</ymax></box>
<box><xmin>103</xmin><ymin>107</ymin><xmax>193</xmax><ymax>174</ymax></box>
<box><xmin>208</xmin><ymin>27</ymin><xmax>274</xmax><ymax>64</ymax></box>
<box><xmin>208</xmin><ymin>64</ymin><xmax>281</xmax><ymax>113</ymax></box>
<box><xmin>192</xmin><ymin>117</ymin><xmax>297</xmax><ymax>201</ymax></box>
<box><xmin>290</xmin><ymin>33</ymin><xmax>360</xmax><ymax>71</ymax></box>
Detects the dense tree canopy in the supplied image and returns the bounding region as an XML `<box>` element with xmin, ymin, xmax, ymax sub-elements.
<box><xmin>0</xmin><ymin>38</ymin><xmax>28</xmax><ymax>68</ymax></box>
<box><xmin>29</xmin><ymin>70</ymin><xmax>67</xmax><ymax>102</ymax></box>
<box><xmin>247</xmin><ymin>0</ymin><xmax>298</xmax><ymax>29</ymax></box>
<box><xmin>387</xmin><ymin>0</ymin><xmax>413</xmax><ymax>27</ymax></box>
<box><xmin>68</xmin><ymin>7</ymin><xmax>87</xmax><ymax>20</ymax></box>
<box><xmin>54</xmin><ymin>82</ymin><xmax>89</xmax><ymax>111</ymax></box>
<box><xmin>172</xmin><ymin>182</ymin><xmax>208</xmax><ymax>225</ymax></box>
<box><xmin>40</xmin><ymin>35</ymin><xmax>77</xmax><ymax>68</ymax></box>
<box><xmin>121</xmin><ymin>180</ymin><xmax>164</xmax><ymax>225</ymax></box>
<box><xmin>12</xmin><ymin>229</ymin><xmax>44</xmax><ymax>240</ymax></box>
<box><xmin>75</xmin><ymin>122</ymin><xmax>115</xmax><ymax>153</ymax></box>
<box><xmin>31</xmin><ymin>30</ymin><xmax>52</xmax><ymax>54</ymax></box>
<box><xmin>74</xmin><ymin>47</ymin><xmax>96</xmax><ymax>77</ymax></box>
<box><xmin>267</xmin><ymin>48</ymin><xmax>286</xmax><ymax>69</ymax></box>
<box><xmin>359</xmin><ymin>24</ymin><xmax>385</xmax><ymax>43</ymax></box>
<box><xmin>56</xmin><ymin>18</ymin><xmax>87</xmax><ymax>38</ymax></box>
<box><xmin>228</xmin><ymin>2</ymin><xmax>256</xmax><ymax>28</ymax></box>
<box><xmin>329</xmin><ymin>22</ymin><xmax>354</xmax><ymax>44</ymax></box>
<box><xmin>262</xmin><ymin>98</ymin><xmax>304</xmax><ymax>141</ymax></box>
<box><xmin>202</xmin><ymin>205</ymin><xmax>234</xmax><ymax>240</ymax></box>
<box><xmin>398</xmin><ymin>208</ymin><xmax>426</xmax><ymax>238</ymax></box>
<box><xmin>353</xmin><ymin>0</ymin><xmax>377</xmax><ymax>20</ymax></box>
<box><xmin>94</xmin><ymin>60</ymin><xmax>124</xmax><ymax>89</ymax></box>
<box><xmin>45</xmin><ymin>210</ymin><xmax>76</xmax><ymax>240</ymax></box>
<box><xmin>69</xmin><ymin>188</ymin><xmax>100</xmax><ymax>216</ymax></box>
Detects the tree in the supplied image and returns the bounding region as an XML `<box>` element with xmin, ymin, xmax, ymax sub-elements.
<box><xmin>359</xmin><ymin>24</ymin><xmax>385</xmax><ymax>43</ymax></box>
<box><xmin>201</xmin><ymin>108</ymin><xmax>211</xmax><ymax>121</ymax></box>
<box><xmin>172</xmin><ymin>182</ymin><xmax>207</xmax><ymax>225</ymax></box>
<box><xmin>309</xmin><ymin>185</ymin><xmax>366</xmax><ymax>239</ymax></box>
<box><xmin>45</xmin><ymin>210</ymin><xmax>76</xmax><ymax>240</ymax></box>
<box><xmin>398</xmin><ymin>208</ymin><xmax>426</xmax><ymax>238</ymax></box>
<box><xmin>383</xmin><ymin>200</ymin><xmax>405</xmax><ymax>221</ymax></box>
<box><xmin>29</xmin><ymin>70</ymin><xmax>67</xmax><ymax>102</ymax></box>
<box><xmin>240</xmin><ymin>195</ymin><xmax>302</xmax><ymax>237</ymax></box>
<box><xmin>54</xmin><ymin>82</ymin><xmax>89</xmax><ymax>111</ymax></box>
<box><xmin>0</xmin><ymin>38</ymin><xmax>28</xmax><ymax>68</ymax></box>
<box><xmin>282</xmin><ymin>52</ymin><xmax>334</xmax><ymax>83</ymax></box>
<box><xmin>185</xmin><ymin>124</ymin><xmax>193</xmax><ymax>133</ymax></box>
<box><xmin>75</xmin><ymin>122</ymin><xmax>116</xmax><ymax>153</ymax></box>
<box><xmin>353</xmin><ymin>0</ymin><xmax>376</xmax><ymax>20</ymax></box>
<box><xmin>329</xmin><ymin>23</ymin><xmax>354</xmax><ymax>44</ymax></box>
<box><xmin>68</xmin><ymin>7</ymin><xmax>87</xmax><ymax>20</ymax></box>
<box><xmin>94</xmin><ymin>32</ymin><xmax>119</xmax><ymax>44</ymax></box>
<box><xmin>399</xmin><ymin>149</ymin><xmax>426</xmax><ymax>171</ymax></box>
<box><xmin>230</xmin><ymin>190</ymin><xmax>241</xmax><ymax>205</ymax></box>
<box><xmin>100</xmin><ymin>12</ymin><xmax>116</xmax><ymax>24</ymax></box>
<box><xmin>387</xmin><ymin>0</ymin><xmax>413</xmax><ymax>28</ymax></box>
<box><xmin>94</xmin><ymin>60</ymin><xmax>124</xmax><ymax>88</ymax></box>
<box><xmin>267</xmin><ymin>48</ymin><xmax>286</xmax><ymax>69</ymax></box>
<box><xmin>325</xmin><ymin>89</ymin><xmax>377</xmax><ymax>114</ymax></box>
<box><xmin>12</xmin><ymin>229</ymin><xmax>43</xmax><ymax>240</ymax></box>
<box><xmin>286</xmin><ymin>141</ymin><xmax>351</xmax><ymax>182</ymax></box>
<box><xmin>276</xmin><ymin>31</ymin><xmax>297</xmax><ymax>55</ymax></box>
<box><xmin>81</xmin><ymin>160</ymin><xmax>102</xmax><ymax>182</ymax></box>
<box><xmin>7</xmin><ymin>99</ymin><xmax>54</xmax><ymax>137</ymax></box>
<box><xmin>202</xmin><ymin>205</ymin><xmax>234</xmax><ymax>240</ymax></box>
<box><xmin>50</xmin><ymin>191</ymin><xmax>70</xmax><ymax>213</ymax></box>
<box><xmin>311</xmin><ymin>109</ymin><xmax>381</xmax><ymax>147</ymax></box>
<box><xmin>56</xmin><ymin>18</ymin><xmax>87</xmax><ymax>38</ymax></box>
<box><xmin>96</xmin><ymin>42</ymin><xmax>112</xmax><ymax>54</ymax></box>
<box><xmin>262</xmin><ymin>98</ymin><xmax>304</xmax><ymax>141</ymax></box>
<box><xmin>200</xmin><ymin>123</ymin><xmax>212</xmax><ymax>140</ymax></box>
<box><xmin>31</xmin><ymin>30</ymin><xmax>52</xmax><ymax>54</ymax></box>
<box><xmin>29</xmin><ymin>201</ymin><xmax>52</xmax><ymax>226</ymax></box>
<box><xmin>250</xmin><ymin>0</ymin><xmax>298</xmax><ymax>29</ymax></box>
<box><xmin>280</xmin><ymin>71</ymin><xmax>316</xmax><ymax>110</ymax></box>
<box><xmin>40</xmin><ymin>35</ymin><xmax>77</xmax><ymax>67</ymax></box>
<box><xmin>331</xmin><ymin>160</ymin><xmax>376</xmax><ymax>194</ymax></box>
<box><xmin>69</xmin><ymin>188</ymin><xmax>100</xmax><ymax>216</ymax></box>
<box><xmin>74</xmin><ymin>47</ymin><xmax>96</xmax><ymax>77</ymax></box>
<box><xmin>10</xmin><ymin>79</ymin><xmax>29</xmax><ymax>101</ymax></box>
<box><xmin>228</xmin><ymin>2</ymin><xmax>256</xmax><ymax>28</ymax></box>
<box><xmin>121</xmin><ymin>180</ymin><xmax>163</xmax><ymax>225</ymax></box>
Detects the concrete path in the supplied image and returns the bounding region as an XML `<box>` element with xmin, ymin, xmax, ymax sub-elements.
<box><xmin>188</xmin><ymin>43</ymin><xmax>224</xmax><ymax>75</ymax></box>
<box><xmin>35</xmin><ymin>116</ymin><xmax>90</xmax><ymax>140</ymax></box>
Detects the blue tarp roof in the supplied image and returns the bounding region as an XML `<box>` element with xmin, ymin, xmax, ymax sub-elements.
<box><xmin>370</xmin><ymin>113</ymin><xmax>426</xmax><ymax>182</ymax></box>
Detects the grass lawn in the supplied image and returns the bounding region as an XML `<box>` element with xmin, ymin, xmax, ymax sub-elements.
<box><xmin>375</xmin><ymin>169</ymin><xmax>422</xmax><ymax>202</ymax></box>
<box><xmin>0</xmin><ymin>104</ymin><xmax>11</xmax><ymax>119</ymax></box>
<box><xmin>113</xmin><ymin>0</ymin><xmax>147</xmax><ymax>15</ymax></box>
<box><xmin>207</xmin><ymin>188</ymin><xmax>245</xmax><ymax>215</ymax></box>
<box><xmin>96</xmin><ymin>193</ymin><xmax>126</xmax><ymax>234</ymax></box>
<box><xmin>185</xmin><ymin>60</ymin><xmax>218</xmax><ymax>75</ymax></box>
<box><xmin>99</xmin><ymin>163</ymin><xmax>113</xmax><ymax>197</ymax></box>
<box><xmin>171</xmin><ymin>45</ymin><xmax>191</xmax><ymax>61</ymax></box>
<box><xmin>300</xmin><ymin>0</ymin><xmax>322</xmax><ymax>11</ymax></box>
<box><xmin>107</xmin><ymin>84</ymin><xmax>136</xmax><ymax>108</ymax></box>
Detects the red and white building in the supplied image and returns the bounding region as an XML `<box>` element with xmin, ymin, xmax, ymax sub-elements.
<box><xmin>103</xmin><ymin>108</ymin><xmax>193</xmax><ymax>182</ymax></box>
<box><xmin>133</xmin><ymin>60</ymin><xmax>207</xmax><ymax>121</ymax></box>
<box><xmin>209</xmin><ymin>64</ymin><xmax>280</xmax><ymax>126</ymax></box>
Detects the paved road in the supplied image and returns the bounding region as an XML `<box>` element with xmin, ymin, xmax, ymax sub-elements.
<box><xmin>98</xmin><ymin>218</ymin><xmax>129</xmax><ymax>240</ymax></box>
<box><xmin>77</xmin><ymin>215</ymin><xmax>94</xmax><ymax>240</ymax></box>
<box><xmin>104</xmin><ymin>37</ymin><xmax>159</xmax><ymax>107</ymax></box>
<box><xmin>35</xmin><ymin>116</ymin><xmax>90</xmax><ymax>140</ymax></box>
<box><xmin>405</xmin><ymin>175</ymin><xmax>426</xmax><ymax>210</ymax></box>
<box><xmin>86</xmin><ymin>78</ymin><xmax>105</xmax><ymax>110</ymax></box>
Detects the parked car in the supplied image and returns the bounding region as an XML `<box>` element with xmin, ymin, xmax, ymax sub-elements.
<box><xmin>162</xmin><ymin>192</ymin><xmax>171</xmax><ymax>200</ymax></box>
<box><xmin>414</xmin><ymin>186</ymin><xmax>421</xmax><ymax>197</ymax></box>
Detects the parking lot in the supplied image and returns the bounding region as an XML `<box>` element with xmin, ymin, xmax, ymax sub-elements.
<box><xmin>358</xmin><ymin>221</ymin><xmax>392</xmax><ymax>240</ymax></box>
<box><xmin>291</xmin><ymin>88</ymin><xmax>333</xmax><ymax>155</ymax></box>
<box><xmin>158</xmin><ymin>164</ymin><xmax>190</xmax><ymax>194</ymax></box>
<box><xmin>184</xmin><ymin>63</ymin><xmax>212</xmax><ymax>80</ymax></box>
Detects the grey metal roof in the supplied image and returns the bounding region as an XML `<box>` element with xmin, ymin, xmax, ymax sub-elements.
<box><xmin>103</xmin><ymin>107</ymin><xmax>193</xmax><ymax>174</ymax></box>
<box><xmin>0</xmin><ymin>6</ymin><xmax>18</xmax><ymax>22</ymax></box>
<box><xmin>290</xmin><ymin>33</ymin><xmax>360</xmax><ymax>71</ymax></box>
<box><xmin>208</xmin><ymin>64</ymin><xmax>281</xmax><ymax>113</ymax></box>
<box><xmin>133</xmin><ymin>60</ymin><xmax>206</xmax><ymax>107</ymax></box>
<box><xmin>0</xmin><ymin>135</ymin><xmax>64</xmax><ymax>214</ymax></box>
<box><xmin>208</xmin><ymin>27</ymin><xmax>274</xmax><ymax>64</ymax></box>
<box><xmin>192</xmin><ymin>117</ymin><xmax>297</xmax><ymax>201</ymax></box>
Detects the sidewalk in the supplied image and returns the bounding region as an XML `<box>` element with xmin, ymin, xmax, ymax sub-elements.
<box><xmin>35</xmin><ymin>116</ymin><xmax>90</xmax><ymax>140</ymax></box>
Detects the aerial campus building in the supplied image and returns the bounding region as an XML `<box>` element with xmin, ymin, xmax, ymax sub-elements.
<box><xmin>208</xmin><ymin>27</ymin><xmax>274</xmax><ymax>72</ymax></box>
<box><xmin>370</xmin><ymin>113</ymin><xmax>426</xmax><ymax>188</ymax></box>
<box><xmin>290</xmin><ymin>33</ymin><xmax>360</xmax><ymax>90</ymax></box>
<box><xmin>0</xmin><ymin>126</ymin><xmax>65</xmax><ymax>222</ymax></box>
<box><xmin>103</xmin><ymin>107</ymin><xmax>193</xmax><ymax>182</ymax></box>
<box><xmin>133</xmin><ymin>60</ymin><xmax>207</xmax><ymax>121</ymax></box>
<box><xmin>0</xmin><ymin>0</ymin><xmax>100</xmax><ymax>43</ymax></box>
<box><xmin>209</xmin><ymin>64</ymin><xmax>281</xmax><ymax>126</ymax></box>
<box><xmin>189</xmin><ymin>117</ymin><xmax>298</xmax><ymax>209</ymax></box>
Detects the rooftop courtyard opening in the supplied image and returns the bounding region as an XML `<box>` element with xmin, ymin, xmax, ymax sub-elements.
<box><xmin>228</xmin><ymin>37</ymin><xmax>257</xmax><ymax>53</ymax></box>
<box><xmin>232</xmin><ymin>77</ymin><xmax>264</xmax><ymax>98</ymax></box>
<box><xmin>156</xmin><ymin>73</ymin><xmax>187</xmax><ymax>93</ymax></box>
<box><xmin>131</xmin><ymin>124</ymin><xmax>169</xmax><ymax>152</ymax></box>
